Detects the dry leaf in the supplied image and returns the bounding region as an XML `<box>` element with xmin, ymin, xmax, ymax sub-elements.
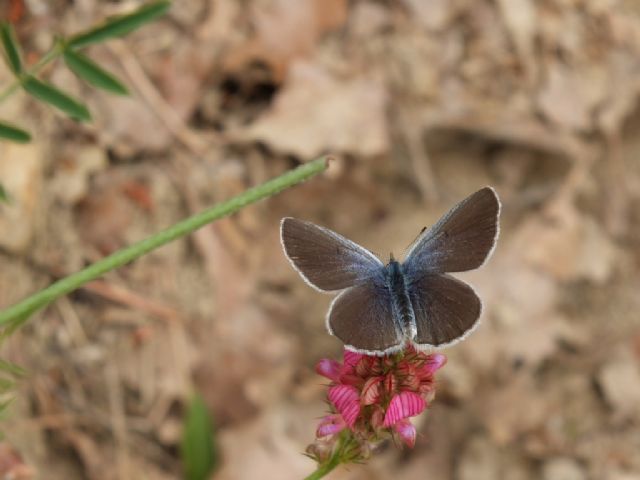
<box><xmin>222</xmin><ymin>0</ymin><xmax>347</xmax><ymax>81</ymax></box>
<box><xmin>598</xmin><ymin>355</ymin><xmax>640</xmax><ymax>420</ymax></box>
<box><xmin>0</xmin><ymin>143</ymin><xmax>43</xmax><ymax>254</ymax></box>
<box><xmin>538</xmin><ymin>63</ymin><xmax>595</xmax><ymax>131</ymax></box>
<box><xmin>542</xmin><ymin>458</ymin><xmax>586</xmax><ymax>480</ymax></box>
<box><xmin>520</xmin><ymin>202</ymin><xmax>617</xmax><ymax>284</ymax></box>
<box><xmin>240</xmin><ymin>61</ymin><xmax>389</xmax><ymax>158</ymax></box>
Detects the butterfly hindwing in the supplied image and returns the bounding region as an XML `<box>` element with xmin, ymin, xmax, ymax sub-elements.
<box><xmin>327</xmin><ymin>275</ymin><xmax>404</xmax><ymax>354</ymax></box>
<box><xmin>408</xmin><ymin>273</ymin><xmax>482</xmax><ymax>348</ymax></box>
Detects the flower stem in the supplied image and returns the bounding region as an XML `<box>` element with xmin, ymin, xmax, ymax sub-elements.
<box><xmin>304</xmin><ymin>454</ymin><xmax>341</xmax><ymax>480</ymax></box>
<box><xmin>304</xmin><ymin>431</ymin><xmax>361</xmax><ymax>480</ymax></box>
<box><xmin>0</xmin><ymin>156</ymin><xmax>330</xmax><ymax>330</ymax></box>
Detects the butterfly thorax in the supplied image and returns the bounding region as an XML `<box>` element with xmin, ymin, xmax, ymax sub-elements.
<box><xmin>385</xmin><ymin>260</ymin><xmax>417</xmax><ymax>340</ymax></box>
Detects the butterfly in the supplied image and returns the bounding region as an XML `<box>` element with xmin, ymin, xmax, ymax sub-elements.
<box><xmin>280</xmin><ymin>187</ymin><xmax>500</xmax><ymax>355</ymax></box>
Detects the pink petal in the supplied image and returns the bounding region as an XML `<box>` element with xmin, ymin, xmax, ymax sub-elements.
<box><xmin>370</xmin><ymin>405</ymin><xmax>385</xmax><ymax>428</ymax></box>
<box><xmin>343</xmin><ymin>350</ymin><xmax>365</xmax><ymax>369</ymax></box>
<box><xmin>393</xmin><ymin>419</ymin><xmax>417</xmax><ymax>448</ymax></box>
<box><xmin>383</xmin><ymin>391</ymin><xmax>426</xmax><ymax>427</ymax></box>
<box><xmin>421</xmin><ymin>353</ymin><xmax>447</xmax><ymax>376</ymax></box>
<box><xmin>328</xmin><ymin>385</ymin><xmax>361</xmax><ymax>427</ymax></box>
<box><xmin>361</xmin><ymin>376</ymin><xmax>383</xmax><ymax>405</ymax></box>
<box><xmin>316</xmin><ymin>359</ymin><xmax>342</xmax><ymax>382</ymax></box>
<box><xmin>316</xmin><ymin>414</ymin><xmax>346</xmax><ymax>437</ymax></box>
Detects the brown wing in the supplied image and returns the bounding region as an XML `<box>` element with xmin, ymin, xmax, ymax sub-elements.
<box><xmin>281</xmin><ymin>217</ymin><xmax>383</xmax><ymax>292</ymax></box>
<box><xmin>327</xmin><ymin>281</ymin><xmax>404</xmax><ymax>355</ymax></box>
<box><xmin>408</xmin><ymin>274</ymin><xmax>482</xmax><ymax>347</ymax></box>
<box><xmin>403</xmin><ymin>187</ymin><xmax>500</xmax><ymax>275</ymax></box>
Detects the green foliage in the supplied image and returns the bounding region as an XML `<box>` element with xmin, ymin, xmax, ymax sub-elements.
<box><xmin>22</xmin><ymin>75</ymin><xmax>91</xmax><ymax>121</ymax></box>
<box><xmin>0</xmin><ymin>359</ymin><xmax>26</xmax><ymax>411</ymax></box>
<box><xmin>0</xmin><ymin>156</ymin><xmax>330</xmax><ymax>331</ymax></box>
<box><xmin>69</xmin><ymin>1</ymin><xmax>171</xmax><ymax>49</ymax></box>
<box><xmin>0</xmin><ymin>120</ymin><xmax>31</xmax><ymax>143</ymax></box>
<box><xmin>0</xmin><ymin>184</ymin><xmax>8</xmax><ymax>203</ymax></box>
<box><xmin>181</xmin><ymin>394</ymin><xmax>218</xmax><ymax>480</ymax></box>
<box><xmin>0</xmin><ymin>22</ymin><xmax>23</xmax><ymax>74</ymax></box>
<box><xmin>63</xmin><ymin>50</ymin><xmax>128</xmax><ymax>95</ymax></box>
<box><xmin>0</xmin><ymin>1</ymin><xmax>172</xmax><ymax>143</ymax></box>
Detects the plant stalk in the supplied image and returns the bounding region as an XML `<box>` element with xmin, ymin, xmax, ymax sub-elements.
<box><xmin>303</xmin><ymin>454</ymin><xmax>341</xmax><ymax>480</ymax></box>
<box><xmin>0</xmin><ymin>156</ymin><xmax>330</xmax><ymax>329</ymax></box>
<box><xmin>0</xmin><ymin>40</ymin><xmax>63</xmax><ymax>103</ymax></box>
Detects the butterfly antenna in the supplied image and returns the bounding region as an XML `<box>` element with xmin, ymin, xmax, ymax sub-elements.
<box><xmin>404</xmin><ymin>226</ymin><xmax>427</xmax><ymax>256</ymax></box>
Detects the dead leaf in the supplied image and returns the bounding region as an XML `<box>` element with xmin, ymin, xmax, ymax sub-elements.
<box><xmin>520</xmin><ymin>201</ymin><xmax>617</xmax><ymax>284</ymax></box>
<box><xmin>597</xmin><ymin>354</ymin><xmax>640</xmax><ymax>420</ymax></box>
<box><xmin>538</xmin><ymin>63</ymin><xmax>597</xmax><ymax>132</ymax></box>
<box><xmin>0</xmin><ymin>143</ymin><xmax>43</xmax><ymax>254</ymax></box>
<box><xmin>222</xmin><ymin>0</ymin><xmax>347</xmax><ymax>81</ymax></box>
<box><xmin>240</xmin><ymin>61</ymin><xmax>389</xmax><ymax>158</ymax></box>
<box><xmin>0</xmin><ymin>442</ymin><xmax>34</xmax><ymax>479</ymax></box>
<box><xmin>542</xmin><ymin>457</ymin><xmax>586</xmax><ymax>480</ymax></box>
<box><xmin>496</xmin><ymin>0</ymin><xmax>537</xmax><ymax>78</ymax></box>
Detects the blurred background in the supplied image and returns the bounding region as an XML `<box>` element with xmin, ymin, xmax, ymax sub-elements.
<box><xmin>1</xmin><ymin>0</ymin><xmax>640</xmax><ymax>479</ymax></box>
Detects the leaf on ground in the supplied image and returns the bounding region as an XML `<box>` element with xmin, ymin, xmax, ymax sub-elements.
<box><xmin>222</xmin><ymin>0</ymin><xmax>347</xmax><ymax>81</ymax></box>
<box><xmin>239</xmin><ymin>62</ymin><xmax>389</xmax><ymax>158</ymax></box>
<box><xmin>0</xmin><ymin>143</ymin><xmax>43</xmax><ymax>254</ymax></box>
<box><xmin>537</xmin><ymin>63</ymin><xmax>607</xmax><ymax>132</ymax></box>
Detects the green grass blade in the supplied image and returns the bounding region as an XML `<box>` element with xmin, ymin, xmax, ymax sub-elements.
<box><xmin>64</xmin><ymin>49</ymin><xmax>128</xmax><ymax>95</ymax></box>
<box><xmin>0</xmin><ymin>22</ymin><xmax>23</xmax><ymax>74</ymax></box>
<box><xmin>0</xmin><ymin>378</ymin><xmax>15</xmax><ymax>393</ymax></box>
<box><xmin>0</xmin><ymin>119</ymin><xmax>31</xmax><ymax>143</ymax></box>
<box><xmin>22</xmin><ymin>75</ymin><xmax>91</xmax><ymax>122</ymax></box>
<box><xmin>181</xmin><ymin>394</ymin><xmax>217</xmax><ymax>480</ymax></box>
<box><xmin>0</xmin><ymin>360</ymin><xmax>26</xmax><ymax>378</ymax></box>
<box><xmin>68</xmin><ymin>1</ymin><xmax>171</xmax><ymax>49</ymax></box>
<box><xmin>0</xmin><ymin>156</ymin><xmax>329</xmax><ymax>329</ymax></box>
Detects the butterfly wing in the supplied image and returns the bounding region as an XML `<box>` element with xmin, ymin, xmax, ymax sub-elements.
<box><xmin>403</xmin><ymin>187</ymin><xmax>500</xmax><ymax>276</ymax></box>
<box><xmin>280</xmin><ymin>217</ymin><xmax>384</xmax><ymax>292</ymax></box>
<box><xmin>408</xmin><ymin>273</ymin><xmax>481</xmax><ymax>348</ymax></box>
<box><xmin>327</xmin><ymin>277</ymin><xmax>403</xmax><ymax>355</ymax></box>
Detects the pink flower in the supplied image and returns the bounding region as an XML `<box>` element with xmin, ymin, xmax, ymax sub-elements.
<box><xmin>314</xmin><ymin>346</ymin><xmax>446</xmax><ymax>448</ymax></box>
<box><xmin>316</xmin><ymin>414</ymin><xmax>347</xmax><ymax>437</ymax></box>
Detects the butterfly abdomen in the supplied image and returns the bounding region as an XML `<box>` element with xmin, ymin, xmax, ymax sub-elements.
<box><xmin>386</xmin><ymin>261</ymin><xmax>416</xmax><ymax>339</ymax></box>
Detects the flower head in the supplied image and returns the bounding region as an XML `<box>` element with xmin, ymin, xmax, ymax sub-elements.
<box><xmin>313</xmin><ymin>346</ymin><xmax>446</xmax><ymax>450</ymax></box>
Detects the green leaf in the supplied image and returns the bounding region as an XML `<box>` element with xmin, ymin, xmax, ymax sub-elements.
<box><xmin>64</xmin><ymin>49</ymin><xmax>128</xmax><ymax>95</ymax></box>
<box><xmin>68</xmin><ymin>1</ymin><xmax>171</xmax><ymax>49</ymax></box>
<box><xmin>0</xmin><ymin>378</ymin><xmax>15</xmax><ymax>393</ymax></box>
<box><xmin>0</xmin><ymin>360</ymin><xmax>26</xmax><ymax>378</ymax></box>
<box><xmin>0</xmin><ymin>22</ymin><xmax>23</xmax><ymax>74</ymax></box>
<box><xmin>0</xmin><ymin>184</ymin><xmax>9</xmax><ymax>203</ymax></box>
<box><xmin>181</xmin><ymin>394</ymin><xmax>217</xmax><ymax>480</ymax></box>
<box><xmin>0</xmin><ymin>120</ymin><xmax>31</xmax><ymax>143</ymax></box>
<box><xmin>22</xmin><ymin>76</ymin><xmax>91</xmax><ymax>122</ymax></box>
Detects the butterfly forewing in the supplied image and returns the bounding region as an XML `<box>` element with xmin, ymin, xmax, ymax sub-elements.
<box><xmin>403</xmin><ymin>187</ymin><xmax>500</xmax><ymax>276</ymax></box>
<box><xmin>281</xmin><ymin>217</ymin><xmax>383</xmax><ymax>292</ymax></box>
<box><xmin>408</xmin><ymin>274</ymin><xmax>482</xmax><ymax>347</ymax></box>
<box><xmin>327</xmin><ymin>278</ymin><xmax>404</xmax><ymax>354</ymax></box>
